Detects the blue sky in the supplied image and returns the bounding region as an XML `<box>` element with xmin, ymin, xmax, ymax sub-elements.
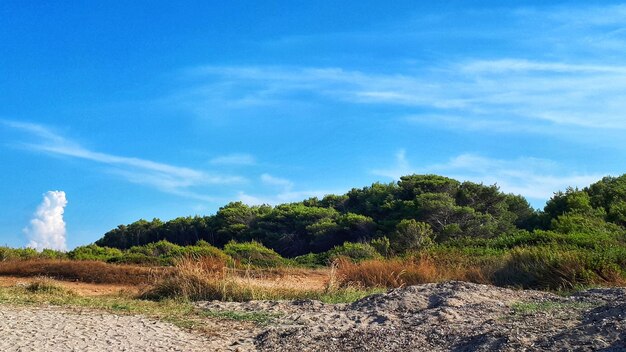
<box><xmin>2</xmin><ymin>1</ymin><xmax>626</xmax><ymax>249</ymax></box>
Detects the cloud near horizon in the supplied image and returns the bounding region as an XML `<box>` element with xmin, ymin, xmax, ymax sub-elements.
<box><xmin>24</xmin><ymin>191</ymin><xmax>68</xmax><ymax>251</ymax></box>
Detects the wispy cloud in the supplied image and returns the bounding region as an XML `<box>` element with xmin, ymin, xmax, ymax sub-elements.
<box><xmin>372</xmin><ymin>150</ymin><xmax>607</xmax><ymax>204</ymax></box>
<box><xmin>183</xmin><ymin>59</ymin><xmax>626</xmax><ymax>130</ymax></box>
<box><xmin>260</xmin><ymin>173</ymin><xmax>294</xmax><ymax>190</ymax></box>
<box><xmin>2</xmin><ymin>120</ymin><xmax>245</xmax><ymax>201</ymax></box>
<box><xmin>210</xmin><ymin>153</ymin><xmax>256</xmax><ymax>166</ymax></box>
<box><xmin>174</xmin><ymin>4</ymin><xmax>626</xmax><ymax>133</ymax></box>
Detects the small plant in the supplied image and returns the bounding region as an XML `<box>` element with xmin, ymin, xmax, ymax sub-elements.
<box><xmin>25</xmin><ymin>277</ymin><xmax>72</xmax><ymax>295</ymax></box>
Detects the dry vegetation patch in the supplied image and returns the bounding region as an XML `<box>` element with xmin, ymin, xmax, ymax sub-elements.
<box><xmin>0</xmin><ymin>259</ymin><xmax>166</xmax><ymax>285</ymax></box>
<box><xmin>336</xmin><ymin>256</ymin><xmax>491</xmax><ymax>288</ymax></box>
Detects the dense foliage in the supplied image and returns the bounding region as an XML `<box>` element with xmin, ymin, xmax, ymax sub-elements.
<box><xmin>96</xmin><ymin>174</ymin><xmax>559</xmax><ymax>256</ymax></box>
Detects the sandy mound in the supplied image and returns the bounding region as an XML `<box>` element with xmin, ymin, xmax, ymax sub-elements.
<box><xmin>197</xmin><ymin>281</ymin><xmax>626</xmax><ymax>351</ymax></box>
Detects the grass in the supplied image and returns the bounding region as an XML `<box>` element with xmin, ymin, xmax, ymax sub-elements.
<box><xmin>24</xmin><ymin>277</ymin><xmax>74</xmax><ymax>295</ymax></box>
<box><xmin>335</xmin><ymin>255</ymin><xmax>490</xmax><ymax>289</ymax></box>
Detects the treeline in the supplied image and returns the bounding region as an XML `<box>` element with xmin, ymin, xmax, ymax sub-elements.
<box><xmin>95</xmin><ymin>174</ymin><xmax>626</xmax><ymax>257</ymax></box>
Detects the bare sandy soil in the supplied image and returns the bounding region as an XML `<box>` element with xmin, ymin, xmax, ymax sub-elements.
<box><xmin>0</xmin><ymin>305</ymin><xmax>215</xmax><ymax>352</ymax></box>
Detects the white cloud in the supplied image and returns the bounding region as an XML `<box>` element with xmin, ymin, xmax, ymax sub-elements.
<box><xmin>260</xmin><ymin>173</ymin><xmax>294</xmax><ymax>190</ymax></box>
<box><xmin>372</xmin><ymin>150</ymin><xmax>607</xmax><ymax>203</ymax></box>
<box><xmin>3</xmin><ymin>120</ymin><xmax>245</xmax><ymax>200</ymax></box>
<box><xmin>24</xmin><ymin>191</ymin><xmax>68</xmax><ymax>251</ymax></box>
<box><xmin>210</xmin><ymin>153</ymin><xmax>256</xmax><ymax>166</ymax></box>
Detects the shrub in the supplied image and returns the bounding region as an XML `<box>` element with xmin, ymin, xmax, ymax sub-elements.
<box><xmin>181</xmin><ymin>242</ymin><xmax>230</xmax><ymax>262</ymax></box>
<box><xmin>223</xmin><ymin>241</ymin><xmax>286</xmax><ymax>268</ymax></box>
<box><xmin>293</xmin><ymin>253</ymin><xmax>326</xmax><ymax>267</ymax></box>
<box><xmin>68</xmin><ymin>244</ymin><xmax>123</xmax><ymax>261</ymax></box>
<box><xmin>128</xmin><ymin>240</ymin><xmax>184</xmax><ymax>257</ymax></box>
<box><xmin>389</xmin><ymin>219</ymin><xmax>434</xmax><ymax>254</ymax></box>
<box><xmin>327</xmin><ymin>242</ymin><xmax>382</xmax><ymax>262</ymax></box>
<box><xmin>106</xmin><ymin>253</ymin><xmax>166</xmax><ymax>266</ymax></box>
<box><xmin>370</xmin><ymin>237</ymin><xmax>391</xmax><ymax>258</ymax></box>
<box><xmin>39</xmin><ymin>249</ymin><xmax>67</xmax><ymax>259</ymax></box>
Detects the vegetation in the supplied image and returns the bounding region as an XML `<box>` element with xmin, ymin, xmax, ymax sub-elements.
<box><xmin>2</xmin><ymin>173</ymin><xmax>626</xmax><ymax>297</ymax></box>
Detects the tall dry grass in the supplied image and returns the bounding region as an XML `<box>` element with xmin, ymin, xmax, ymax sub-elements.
<box><xmin>141</xmin><ymin>256</ymin><xmax>376</xmax><ymax>302</ymax></box>
<box><xmin>336</xmin><ymin>255</ymin><xmax>491</xmax><ymax>289</ymax></box>
<box><xmin>0</xmin><ymin>259</ymin><xmax>165</xmax><ymax>285</ymax></box>
<box><xmin>141</xmin><ymin>256</ymin><xmax>307</xmax><ymax>301</ymax></box>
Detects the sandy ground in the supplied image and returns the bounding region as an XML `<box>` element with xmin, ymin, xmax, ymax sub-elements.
<box><xmin>0</xmin><ymin>305</ymin><xmax>217</xmax><ymax>352</ymax></box>
<box><xmin>2</xmin><ymin>281</ymin><xmax>626</xmax><ymax>351</ymax></box>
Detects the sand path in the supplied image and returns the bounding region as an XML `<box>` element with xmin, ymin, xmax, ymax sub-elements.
<box><xmin>0</xmin><ymin>306</ymin><xmax>220</xmax><ymax>352</ymax></box>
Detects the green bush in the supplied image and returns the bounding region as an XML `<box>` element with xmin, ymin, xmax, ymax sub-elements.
<box><xmin>389</xmin><ymin>219</ymin><xmax>434</xmax><ymax>253</ymax></box>
<box><xmin>293</xmin><ymin>252</ymin><xmax>326</xmax><ymax>267</ymax></box>
<box><xmin>182</xmin><ymin>243</ymin><xmax>230</xmax><ymax>262</ymax></box>
<box><xmin>68</xmin><ymin>244</ymin><xmax>123</xmax><ymax>261</ymax></box>
<box><xmin>128</xmin><ymin>240</ymin><xmax>184</xmax><ymax>257</ymax></box>
<box><xmin>106</xmin><ymin>253</ymin><xmax>167</xmax><ymax>266</ymax></box>
<box><xmin>223</xmin><ymin>241</ymin><xmax>286</xmax><ymax>267</ymax></box>
<box><xmin>370</xmin><ymin>237</ymin><xmax>391</xmax><ymax>257</ymax></box>
<box><xmin>327</xmin><ymin>242</ymin><xmax>382</xmax><ymax>262</ymax></box>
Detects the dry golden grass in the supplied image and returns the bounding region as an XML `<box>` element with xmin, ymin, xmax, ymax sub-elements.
<box><xmin>141</xmin><ymin>256</ymin><xmax>314</xmax><ymax>301</ymax></box>
<box><xmin>0</xmin><ymin>259</ymin><xmax>166</xmax><ymax>285</ymax></box>
<box><xmin>140</xmin><ymin>256</ymin><xmax>378</xmax><ymax>303</ymax></box>
<box><xmin>336</xmin><ymin>256</ymin><xmax>492</xmax><ymax>288</ymax></box>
